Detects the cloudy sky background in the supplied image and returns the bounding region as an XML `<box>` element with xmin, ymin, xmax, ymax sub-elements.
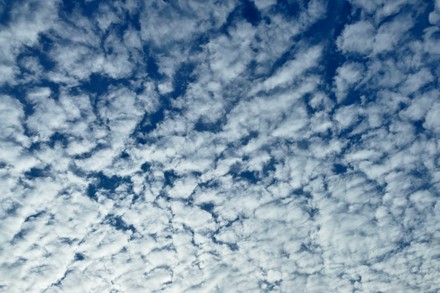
<box><xmin>1</xmin><ymin>0</ymin><xmax>440</xmax><ymax>292</ymax></box>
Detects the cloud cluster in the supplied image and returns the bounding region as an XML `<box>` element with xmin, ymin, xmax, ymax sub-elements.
<box><xmin>0</xmin><ymin>0</ymin><xmax>439</xmax><ymax>292</ymax></box>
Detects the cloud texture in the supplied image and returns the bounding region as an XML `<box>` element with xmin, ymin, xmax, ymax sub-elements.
<box><xmin>0</xmin><ymin>0</ymin><xmax>439</xmax><ymax>292</ymax></box>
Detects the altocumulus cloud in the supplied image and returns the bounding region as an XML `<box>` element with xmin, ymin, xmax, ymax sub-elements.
<box><xmin>0</xmin><ymin>0</ymin><xmax>439</xmax><ymax>292</ymax></box>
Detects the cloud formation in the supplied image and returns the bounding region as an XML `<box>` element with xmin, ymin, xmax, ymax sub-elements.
<box><xmin>0</xmin><ymin>0</ymin><xmax>439</xmax><ymax>292</ymax></box>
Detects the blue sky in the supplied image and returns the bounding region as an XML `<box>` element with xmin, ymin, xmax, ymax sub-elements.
<box><xmin>1</xmin><ymin>0</ymin><xmax>440</xmax><ymax>292</ymax></box>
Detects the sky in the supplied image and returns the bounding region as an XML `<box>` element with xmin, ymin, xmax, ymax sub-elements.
<box><xmin>0</xmin><ymin>0</ymin><xmax>439</xmax><ymax>292</ymax></box>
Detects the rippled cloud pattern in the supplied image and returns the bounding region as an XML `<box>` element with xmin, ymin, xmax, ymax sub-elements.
<box><xmin>1</xmin><ymin>0</ymin><xmax>440</xmax><ymax>292</ymax></box>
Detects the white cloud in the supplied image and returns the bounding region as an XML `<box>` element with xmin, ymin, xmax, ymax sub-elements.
<box><xmin>424</xmin><ymin>102</ymin><xmax>440</xmax><ymax>134</ymax></box>
<box><xmin>337</xmin><ymin>20</ymin><xmax>376</xmax><ymax>54</ymax></box>
<box><xmin>257</xmin><ymin>45</ymin><xmax>322</xmax><ymax>92</ymax></box>
<box><xmin>429</xmin><ymin>0</ymin><xmax>440</xmax><ymax>25</ymax></box>
<box><xmin>400</xmin><ymin>90</ymin><xmax>437</xmax><ymax>121</ymax></box>
<box><xmin>373</xmin><ymin>14</ymin><xmax>414</xmax><ymax>54</ymax></box>
<box><xmin>401</xmin><ymin>68</ymin><xmax>434</xmax><ymax>95</ymax></box>
<box><xmin>334</xmin><ymin>104</ymin><xmax>360</xmax><ymax>130</ymax></box>
<box><xmin>333</xmin><ymin>62</ymin><xmax>364</xmax><ymax>102</ymax></box>
<box><xmin>206</xmin><ymin>22</ymin><xmax>256</xmax><ymax>82</ymax></box>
